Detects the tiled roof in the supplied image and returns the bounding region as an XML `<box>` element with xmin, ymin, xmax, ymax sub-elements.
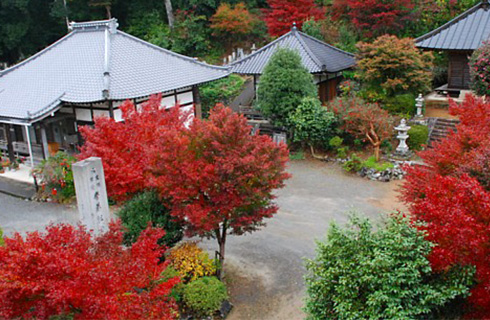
<box><xmin>230</xmin><ymin>26</ymin><xmax>355</xmax><ymax>75</ymax></box>
<box><xmin>416</xmin><ymin>0</ymin><xmax>490</xmax><ymax>50</ymax></box>
<box><xmin>0</xmin><ymin>19</ymin><xmax>229</xmax><ymax>123</ymax></box>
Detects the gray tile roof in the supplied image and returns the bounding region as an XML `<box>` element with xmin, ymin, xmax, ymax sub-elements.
<box><xmin>416</xmin><ymin>0</ymin><xmax>490</xmax><ymax>50</ymax></box>
<box><xmin>0</xmin><ymin>19</ymin><xmax>229</xmax><ymax>123</ymax></box>
<box><xmin>230</xmin><ymin>26</ymin><xmax>355</xmax><ymax>75</ymax></box>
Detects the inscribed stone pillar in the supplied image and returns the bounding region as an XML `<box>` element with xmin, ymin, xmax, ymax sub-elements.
<box><xmin>72</xmin><ymin>157</ymin><xmax>110</xmax><ymax>235</ymax></box>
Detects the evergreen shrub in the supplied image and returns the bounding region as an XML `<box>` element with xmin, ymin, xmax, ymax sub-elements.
<box><xmin>183</xmin><ymin>277</ymin><xmax>228</xmax><ymax>317</ymax></box>
<box><xmin>407</xmin><ymin>125</ymin><xmax>429</xmax><ymax>151</ymax></box>
<box><xmin>257</xmin><ymin>48</ymin><xmax>317</xmax><ymax>126</ymax></box>
<box><xmin>305</xmin><ymin>214</ymin><xmax>473</xmax><ymax>319</ymax></box>
<box><xmin>118</xmin><ymin>191</ymin><xmax>183</xmax><ymax>247</ymax></box>
<box><xmin>289</xmin><ymin>97</ymin><xmax>336</xmax><ymax>150</ymax></box>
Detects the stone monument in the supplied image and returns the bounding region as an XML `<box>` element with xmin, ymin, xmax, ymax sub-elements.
<box><xmin>395</xmin><ymin>119</ymin><xmax>411</xmax><ymax>156</ymax></box>
<box><xmin>72</xmin><ymin>157</ymin><xmax>110</xmax><ymax>235</ymax></box>
<box><xmin>415</xmin><ymin>94</ymin><xmax>424</xmax><ymax>118</ymax></box>
<box><xmin>273</xmin><ymin>132</ymin><xmax>287</xmax><ymax>145</ymax></box>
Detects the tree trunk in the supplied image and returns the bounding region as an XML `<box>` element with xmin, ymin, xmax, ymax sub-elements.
<box><xmin>309</xmin><ymin>144</ymin><xmax>326</xmax><ymax>160</ymax></box>
<box><xmin>105</xmin><ymin>5</ymin><xmax>112</xmax><ymax>19</ymax></box>
<box><xmin>62</xmin><ymin>0</ymin><xmax>70</xmax><ymax>30</ymax></box>
<box><xmin>215</xmin><ymin>221</ymin><xmax>227</xmax><ymax>280</ymax></box>
<box><xmin>164</xmin><ymin>0</ymin><xmax>175</xmax><ymax>29</ymax></box>
<box><xmin>374</xmin><ymin>144</ymin><xmax>380</xmax><ymax>162</ymax></box>
<box><xmin>366</xmin><ymin>123</ymin><xmax>381</xmax><ymax>162</ymax></box>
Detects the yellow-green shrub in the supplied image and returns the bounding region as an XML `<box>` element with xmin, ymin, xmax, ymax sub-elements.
<box><xmin>183</xmin><ymin>277</ymin><xmax>228</xmax><ymax>317</ymax></box>
<box><xmin>167</xmin><ymin>242</ymin><xmax>216</xmax><ymax>282</ymax></box>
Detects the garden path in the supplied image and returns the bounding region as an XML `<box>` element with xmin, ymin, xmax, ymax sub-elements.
<box><xmin>199</xmin><ymin>159</ymin><xmax>405</xmax><ymax>320</ymax></box>
<box><xmin>0</xmin><ymin>159</ymin><xmax>405</xmax><ymax>319</ymax></box>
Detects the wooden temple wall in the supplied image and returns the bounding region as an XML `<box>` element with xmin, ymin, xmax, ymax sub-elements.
<box><xmin>448</xmin><ymin>51</ymin><xmax>471</xmax><ymax>90</ymax></box>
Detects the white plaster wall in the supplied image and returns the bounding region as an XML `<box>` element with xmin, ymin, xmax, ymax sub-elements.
<box><xmin>75</xmin><ymin>109</ymin><xmax>92</xmax><ymax>122</ymax></box>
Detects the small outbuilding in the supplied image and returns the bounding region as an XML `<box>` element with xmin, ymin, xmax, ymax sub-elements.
<box><xmin>0</xmin><ymin>19</ymin><xmax>229</xmax><ymax>166</ymax></box>
<box><xmin>230</xmin><ymin>24</ymin><xmax>355</xmax><ymax>104</ymax></box>
<box><xmin>416</xmin><ymin>0</ymin><xmax>490</xmax><ymax>93</ymax></box>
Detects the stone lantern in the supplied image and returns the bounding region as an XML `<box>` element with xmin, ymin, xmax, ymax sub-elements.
<box><xmin>415</xmin><ymin>94</ymin><xmax>424</xmax><ymax>118</ymax></box>
<box><xmin>395</xmin><ymin>119</ymin><xmax>411</xmax><ymax>155</ymax></box>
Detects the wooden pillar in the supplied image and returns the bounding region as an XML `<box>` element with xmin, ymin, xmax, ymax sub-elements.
<box><xmin>192</xmin><ymin>86</ymin><xmax>203</xmax><ymax>119</ymax></box>
<box><xmin>24</xmin><ymin>125</ymin><xmax>34</xmax><ymax>168</ymax></box>
<box><xmin>40</xmin><ymin>123</ymin><xmax>49</xmax><ymax>160</ymax></box>
<box><xmin>108</xmin><ymin>100</ymin><xmax>114</xmax><ymax>119</ymax></box>
<box><xmin>5</xmin><ymin>124</ymin><xmax>15</xmax><ymax>163</ymax></box>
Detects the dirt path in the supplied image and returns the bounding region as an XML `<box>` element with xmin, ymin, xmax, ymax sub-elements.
<box><xmin>200</xmin><ymin>160</ymin><xmax>406</xmax><ymax>320</ymax></box>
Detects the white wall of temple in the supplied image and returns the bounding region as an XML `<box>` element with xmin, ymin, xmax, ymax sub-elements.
<box><xmin>65</xmin><ymin>87</ymin><xmax>195</xmax><ymax>123</ymax></box>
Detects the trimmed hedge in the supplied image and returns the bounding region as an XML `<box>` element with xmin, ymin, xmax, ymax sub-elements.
<box><xmin>183</xmin><ymin>276</ymin><xmax>228</xmax><ymax>316</ymax></box>
<box><xmin>407</xmin><ymin>125</ymin><xmax>429</xmax><ymax>151</ymax></box>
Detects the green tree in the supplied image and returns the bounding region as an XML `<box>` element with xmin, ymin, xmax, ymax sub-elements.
<box><xmin>117</xmin><ymin>190</ymin><xmax>183</xmax><ymax>247</ymax></box>
<box><xmin>302</xmin><ymin>19</ymin><xmax>323</xmax><ymax>41</ymax></box>
<box><xmin>0</xmin><ymin>0</ymin><xmax>66</xmax><ymax>65</ymax></box>
<box><xmin>305</xmin><ymin>213</ymin><xmax>474</xmax><ymax>319</ymax></box>
<box><xmin>200</xmin><ymin>74</ymin><xmax>245</xmax><ymax>117</ymax></box>
<box><xmin>356</xmin><ymin>35</ymin><xmax>433</xmax><ymax>98</ymax></box>
<box><xmin>289</xmin><ymin>97</ymin><xmax>336</xmax><ymax>154</ymax></box>
<box><xmin>257</xmin><ymin>48</ymin><xmax>317</xmax><ymax>127</ymax></box>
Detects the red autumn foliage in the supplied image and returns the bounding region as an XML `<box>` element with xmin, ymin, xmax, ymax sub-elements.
<box><xmin>263</xmin><ymin>0</ymin><xmax>325</xmax><ymax>37</ymax></box>
<box><xmin>331</xmin><ymin>0</ymin><xmax>416</xmax><ymax>37</ymax></box>
<box><xmin>79</xmin><ymin>97</ymin><xmax>290</xmax><ymax>267</ymax></box>
<box><xmin>415</xmin><ymin>94</ymin><xmax>490</xmax><ymax>189</ymax></box>
<box><xmin>331</xmin><ymin>97</ymin><xmax>394</xmax><ymax>161</ymax></box>
<box><xmin>78</xmin><ymin>95</ymin><xmax>189</xmax><ymax>201</ymax></box>
<box><xmin>0</xmin><ymin>221</ymin><xmax>179</xmax><ymax>319</ymax></box>
<box><xmin>402</xmin><ymin>94</ymin><xmax>490</xmax><ymax>317</ymax></box>
<box><xmin>210</xmin><ymin>3</ymin><xmax>257</xmax><ymax>36</ymax></box>
<box><xmin>148</xmin><ymin>104</ymin><xmax>290</xmax><ymax>266</ymax></box>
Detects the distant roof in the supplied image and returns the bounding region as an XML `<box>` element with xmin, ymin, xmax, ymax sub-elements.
<box><xmin>0</xmin><ymin>19</ymin><xmax>229</xmax><ymax>123</ymax></box>
<box><xmin>230</xmin><ymin>25</ymin><xmax>355</xmax><ymax>75</ymax></box>
<box><xmin>416</xmin><ymin>0</ymin><xmax>490</xmax><ymax>50</ymax></box>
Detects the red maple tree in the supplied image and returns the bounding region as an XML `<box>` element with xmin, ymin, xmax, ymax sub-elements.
<box><xmin>79</xmin><ymin>97</ymin><xmax>290</xmax><ymax>270</ymax></box>
<box><xmin>402</xmin><ymin>94</ymin><xmax>490</xmax><ymax>317</ymax></box>
<box><xmin>332</xmin><ymin>97</ymin><xmax>394</xmax><ymax>161</ymax></box>
<box><xmin>0</xmin><ymin>222</ymin><xmax>179</xmax><ymax>319</ymax></box>
<box><xmin>149</xmin><ymin>104</ymin><xmax>290</xmax><ymax>269</ymax></box>
<box><xmin>78</xmin><ymin>95</ymin><xmax>189</xmax><ymax>201</ymax></box>
<box><xmin>263</xmin><ymin>0</ymin><xmax>325</xmax><ymax>37</ymax></box>
<box><xmin>332</xmin><ymin>0</ymin><xmax>416</xmax><ymax>37</ymax></box>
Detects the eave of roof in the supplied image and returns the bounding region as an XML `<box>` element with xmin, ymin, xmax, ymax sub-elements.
<box><xmin>416</xmin><ymin>0</ymin><xmax>490</xmax><ymax>50</ymax></box>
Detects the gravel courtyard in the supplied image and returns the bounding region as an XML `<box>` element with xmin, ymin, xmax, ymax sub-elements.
<box><xmin>0</xmin><ymin>159</ymin><xmax>405</xmax><ymax>319</ymax></box>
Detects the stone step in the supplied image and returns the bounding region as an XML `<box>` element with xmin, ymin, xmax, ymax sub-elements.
<box><xmin>427</xmin><ymin>118</ymin><xmax>460</xmax><ymax>148</ymax></box>
<box><xmin>435</xmin><ymin>123</ymin><xmax>458</xmax><ymax>128</ymax></box>
<box><xmin>431</xmin><ymin>128</ymin><xmax>455</xmax><ymax>135</ymax></box>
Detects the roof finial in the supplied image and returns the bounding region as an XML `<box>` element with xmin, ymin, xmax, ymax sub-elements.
<box><xmin>292</xmin><ymin>22</ymin><xmax>297</xmax><ymax>31</ymax></box>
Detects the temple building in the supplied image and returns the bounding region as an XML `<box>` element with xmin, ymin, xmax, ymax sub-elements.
<box><xmin>230</xmin><ymin>24</ymin><xmax>355</xmax><ymax>104</ymax></box>
<box><xmin>416</xmin><ymin>0</ymin><xmax>490</xmax><ymax>95</ymax></box>
<box><xmin>0</xmin><ymin>19</ymin><xmax>229</xmax><ymax>166</ymax></box>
